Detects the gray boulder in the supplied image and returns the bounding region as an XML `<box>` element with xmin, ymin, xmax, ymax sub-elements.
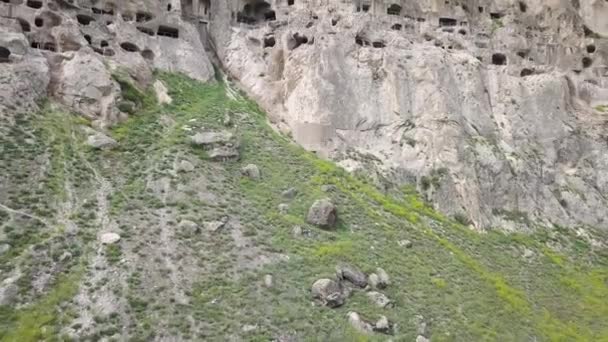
<box><xmin>367</xmin><ymin>291</ymin><xmax>392</xmax><ymax>308</ymax></box>
<box><xmin>86</xmin><ymin>133</ymin><xmax>117</xmax><ymax>149</ymax></box>
<box><xmin>336</xmin><ymin>263</ymin><xmax>367</xmax><ymax>288</ymax></box>
<box><xmin>347</xmin><ymin>312</ymin><xmax>373</xmax><ymax>334</ymax></box>
<box><xmin>306</xmin><ymin>199</ymin><xmax>337</xmax><ymax>228</ymax></box>
<box><xmin>190</xmin><ymin>131</ymin><xmax>234</xmax><ymax>146</ymax></box>
<box><xmin>241</xmin><ymin>164</ymin><xmax>261</xmax><ymax>180</ymax></box>
<box><xmin>311</xmin><ymin>278</ymin><xmax>344</xmax><ymax>308</ymax></box>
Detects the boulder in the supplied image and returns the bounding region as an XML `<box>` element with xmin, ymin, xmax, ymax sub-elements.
<box><xmin>153</xmin><ymin>80</ymin><xmax>172</xmax><ymax>105</ymax></box>
<box><xmin>241</xmin><ymin>164</ymin><xmax>261</xmax><ymax>180</ymax></box>
<box><xmin>278</xmin><ymin>203</ymin><xmax>289</xmax><ymax>214</ymax></box>
<box><xmin>311</xmin><ymin>278</ymin><xmax>344</xmax><ymax>308</ymax></box>
<box><xmin>347</xmin><ymin>312</ymin><xmax>373</xmax><ymax>334</ymax></box>
<box><xmin>376</xmin><ymin>268</ymin><xmax>390</xmax><ymax>287</ymax></box>
<box><xmin>176</xmin><ymin>160</ymin><xmax>195</xmax><ymax>173</ymax></box>
<box><xmin>374</xmin><ymin>315</ymin><xmax>393</xmax><ymax>335</ymax></box>
<box><xmin>416</xmin><ymin>336</ymin><xmax>430</xmax><ymax>342</ymax></box>
<box><xmin>178</xmin><ymin>219</ymin><xmax>199</xmax><ymax>234</ymax></box>
<box><xmin>86</xmin><ymin>133</ymin><xmax>117</xmax><ymax>149</ymax></box>
<box><xmin>264</xmin><ymin>274</ymin><xmax>273</xmax><ymax>288</ymax></box>
<box><xmin>0</xmin><ymin>283</ymin><xmax>18</xmax><ymax>306</ymax></box>
<box><xmin>336</xmin><ymin>263</ymin><xmax>367</xmax><ymax>288</ymax></box>
<box><xmin>208</xmin><ymin>146</ymin><xmax>239</xmax><ymax>161</ymax></box>
<box><xmin>204</xmin><ymin>218</ymin><xmax>228</xmax><ymax>233</ymax></box>
<box><xmin>190</xmin><ymin>131</ymin><xmax>234</xmax><ymax>146</ymax></box>
<box><xmin>398</xmin><ymin>239</ymin><xmax>413</xmax><ymax>248</ymax></box>
<box><xmin>282</xmin><ymin>187</ymin><xmax>298</xmax><ymax>199</ymax></box>
<box><xmin>99</xmin><ymin>232</ymin><xmax>121</xmax><ymax>244</ymax></box>
<box><xmin>306</xmin><ymin>199</ymin><xmax>337</xmax><ymax>228</ymax></box>
<box><xmin>367</xmin><ymin>291</ymin><xmax>392</xmax><ymax>308</ymax></box>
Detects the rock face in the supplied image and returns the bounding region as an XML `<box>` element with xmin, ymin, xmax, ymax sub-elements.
<box><xmin>0</xmin><ymin>0</ymin><xmax>214</xmax><ymax>126</ymax></box>
<box><xmin>208</xmin><ymin>0</ymin><xmax>608</xmax><ymax>230</ymax></box>
<box><xmin>306</xmin><ymin>199</ymin><xmax>337</xmax><ymax>228</ymax></box>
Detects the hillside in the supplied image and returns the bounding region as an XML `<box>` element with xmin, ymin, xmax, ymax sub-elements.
<box><xmin>0</xmin><ymin>72</ymin><xmax>607</xmax><ymax>341</ymax></box>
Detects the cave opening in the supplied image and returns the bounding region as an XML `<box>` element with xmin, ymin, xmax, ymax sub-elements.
<box><xmin>141</xmin><ymin>49</ymin><xmax>154</xmax><ymax>60</ymax></box>
<box><xmin>387</xmin><ymin>4</ymin><xmax>401</xmax><ymax>16</ymax></box>
<box><xmin>263</xmin><ymin>36</ymin><xmax>276</xmax><ymax>48</ymax></box>
<box><xmin>237</xmin><ymin>1</ymin><xmax>276</xmax><ymax>24</ymax></box>
<box><xmin>17</xmin><ymin>18</ymin><xmax>30</xmax><ymax>32</ymax></box>
<box><xmin>582</xmin><ymin>57</ymin><xmax>592</xmax><ymax>68</ymax></box>
<box><xmin>120</xmin><ymin>42</ymin><xmax>139</xmax><ymax>52</ymax></box>
<box><xmin>26</xmin><ymin>0</ymin><xmax>42</xmax><ymax>9</ymax></box>
<box><xmin>77</xmin><ymin>14</ymin><xmax>95</xmax><ymax>25</ymax></box>
<box><xmin>0</xmin><ymin>46</ymin><xmax>10</xmax><ymax>63</ymax></box>
<box><xmin>520</xmin><ymin>68</ymin><xmax>534</xmax><ymax>77</ymax></box>
<box><xmin>34</xmin><ymin>17</ymin><xmax>43</xmax><ymax>27</ymax></box>
<box><xmin>439</xmin><ymin>17</ymin><xmax>457</xmax><ymax>27</ymax></box>
<box><xmin>137</xmin><ymin>26</ymin><xmax>155</xmax><ymax>36</ymax></box>
<box><xmin>586</xmin><ymin>44</ymin><xmax>596</xmax><ymax>53</ymax></box>
<box><xmin>492</xmin><ymin>53</ymin><xmax>507</xmax><ymax>65</ymax></box>
<box><xmin>157</xmin><ymin>25</ymin><xmax>179</xmax><ymax>38</ymax></box>
<box><xmin>136</xmin><ymin>12</ymin><xmax>153</xmax><ymax>22</ymax></box>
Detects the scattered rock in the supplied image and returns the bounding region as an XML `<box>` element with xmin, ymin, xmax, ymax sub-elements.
<box><xmin>0</xmin><ymin>283</ymin><xmax>19</xmax><ymax>306</ymax></box>
<box><xmin>374</xmin><ymin>315</ymin><xmax>393</xmax><ymax>334</ymax></box>
<box><xmin>176</xmin><ymin>160</ymin><xmax>195</xmax><ymax>172</ymax></box>
<box><xmin>178</xmin><ymin>219</ymin><xmax>199</xmax><ymax>234</ymax></box>
<box><xmin>398</xmin><ymin>239</ymin><xmax>413</xmax><ymax>248</ymax></box>
<box><xmin>292</xmin><ymin>226</ymin><xmax>303</xmax><ymax>237</ymax></box>
<box><xmin>321</xmin><ymin>184</ymin><xmax>337</xmax><ymax>192</ymax></box>
<box><xmin>368</xmin><ymin>273</ymin><xmax>380</xmax><ymax>289</ymax></box>
<box><xmin>153</xmin><ymin>80</ymin><xmax>172</xmax><ymax>105</ymax></box>
<box><xmin>242</xmin><ymin>324</ymin><xmax>258</xmax><ymax>333</ymax></box>
<box><xmin>367</xmin><ymin>291</ymin><xmax>392</xmax><ymax>308</ymax></box>
<box><xmin>282</xmin><ymin>187</ymin><xmax>298</xmax><ymax>199</ymax></box>
<box><xmin>413</xmin><ymin>315</ymin><xmax>427</xmax><ymax>336</ymax></box>
<box><xmin>523</xmin><ymin>248</ymin><xmax>535</xmax><ymax>258</ymax></box>
<box><xmin>347</xmin><ymin>312</ymin><xmax>373</xmax><ymax>334</ymax></box>
<box><xmin>278</xmin><ymin>203</ymin><xmax>289</xmax><ymax>214</ymax></box>
<box><xmin>190</xmin><ymin>131</ymin><xmax>234</xmax><ymax>146</ymax></box>
<box><xmin>306</xmin><ymin>199</ymin><xmax>337</xmax><ymax>229</ymax></box>
<box><xmin>376</xmin><ymin>268</ymin><xmax>390</xmax><ymax>287</ymax></box>
<box><xmin>208</xmin><ymin>146</ymin><xmax>239</xmax><ymax>161</ymax></box>
<box><xmin>87</xmin><ymin>133</ymin><xmax>117</xmax><ymax>149</ymax></box>
<box><xmin>264</xmin><ymin>274</ymin><xmax>273</xmax><ymax>288</ymax></box>
<box><xmin>204</xmin><ymin>217</ymin><xmax>228</xmax><ymax>232</ymax></box>
<box><xmin>99</xmin><ymin>232</ymin><xmax>121</xmax><ymax>244</ymax></box>
<box><xmin>311</xmin><ymin>278</ymin><xmax>345</xmax><ymax>308</ymax></box>
<box><xmin>416</xmin><ymin>335</ymin><xmax>430</xmax><ymax>342</ymax></box>
<box><xmin>59</xmin><ymin>251</ymin><xmax>73</xmax><ymax>262</ymax></box>
<box><xmin>241</xmin><ymin>164</ymin><xmax>261</xmax><ymax>180</ymax></box>
<box><xmin>0</xmin><ymin>244</ymin><xmax>9</xmax><ymax>256</ymax></box>
<box><xmin>117</xmin><ymin>100</ymin><xmax>136</xmax><ymax>114</ymax></box>
<box><xmin>336</xmin><ymin>263</ymin><xmax>367</xmax><ymax>288</ymax></box>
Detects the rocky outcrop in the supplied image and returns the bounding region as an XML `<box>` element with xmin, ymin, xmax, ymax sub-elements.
<box><xmin>0</xmin><ymin>0</ymin><xmax>214</xmax><ymax>126</ymax></box>
<box><xmin>208</xmin><ymin>0</ymin><xmax>608</xmax><ymax>230</ymax></box>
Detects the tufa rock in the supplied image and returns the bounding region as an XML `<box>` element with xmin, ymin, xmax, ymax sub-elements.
<box><xmin>306</xmin><ymin>199</ymin><xmax>337</xmax><ymax>228</ymax></box>
<box><xmin>416</xmin><ymin>336</ymin><xmax>430</xmax><ymax>342</ymax></box>
<box><xmin>311</xmin><ymin>278</ymin><xmax>345</xmax><ymax>308</ymax></box>
<box><xmin>153</xmin><ymin>80</ymin><xmax>172</xmax><ymax>105</ymax></box>
<box><xmin>336</xmin><ymin>263</ymin><xmax>368</xmax><ymax>288</ymax></box>
<box><xmin>241</xmin><ymin>164</ymin><xmax>261</xmax><ymax>180</ymax></box>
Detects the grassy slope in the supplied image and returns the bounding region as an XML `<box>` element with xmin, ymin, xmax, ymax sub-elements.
<box><xmin>0</xmin><ymin>72</ymin><xmax>607</xmax><ymax>341</ymax></box>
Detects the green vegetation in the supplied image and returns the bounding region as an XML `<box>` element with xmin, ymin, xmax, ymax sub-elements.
<box><xmin>595</xmin><ymin>104</ymin><xmax>608</xmax><ymax>113</ymax></box>
<box><xmin>0</xmin><ymin>71</ymin><xmax>606</xmax><ymax>340</ymax></box>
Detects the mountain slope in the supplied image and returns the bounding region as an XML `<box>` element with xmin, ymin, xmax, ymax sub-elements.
<box><xmin>0</xmin><ymin>72</ymin><xmax>607</xmax><ymax>341</ymax></box>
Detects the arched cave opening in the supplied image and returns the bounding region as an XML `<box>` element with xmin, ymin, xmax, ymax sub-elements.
<box><xmin>492</xmin><ymin>53</ymin><xmax>507</xmax><ymax>65</ymax></box>
<box><xmin>34</xmin><ymin>17</ymin><xmax>43</xmax><ymax>27</ymax></box>
<box><xmin>77</xmin><ymin>14</ymin><xmax>95</xmax><ymax>25</ymax></box>
<box><xmin>141</xmin><ymin>49</ymin><xmax>154</xmax><ymax>60</ymax></box>
<box><xmin>26</xmin><ymin>0</ymin><xmax>42</xmax><ymax>9</ymax></box>
<box><xmin>237</xmin><ymin>1</ymin><xmax>276</xmax><ymax>24</ymax></box>
<box><xmin>157</xmin><ymin>25</ymin><xmax>179</xmax><ymax>38</ymax></box>
<box><xmin>0</xmin><ymin>46</ymin><xmax>10</xmax><ymax>63</ymax></box>
<box><xmin>582</xmin><ymin>57</ymin><xmax>592</xmax><ymax>68</ymax></box>
<box><xmin>120</xmin><ymin>42</ymin><xmax>139</xmax><ymax>52</ymax></box>
<box><xmin>387</xmin><ymin>4</ymin><xmax>401</xmax><ymax>16</ymax></box>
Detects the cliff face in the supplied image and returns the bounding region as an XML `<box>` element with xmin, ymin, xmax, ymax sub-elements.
<box><xmin>1</xmin><ymin>0</ymin><xmax>214</xmax><ymax>127</ymax></box>
<box><xmin>208</xmin><ymin>0</ymin><xmax>608</xmax><ymax>230</ymax></box>
<box><xmin>1</xmin><ymin>0</ymin><xmax>607</xmax><ymax>230</ymax></box>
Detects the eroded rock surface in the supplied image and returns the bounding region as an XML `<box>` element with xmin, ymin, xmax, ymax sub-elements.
<box><xmin>209</xmin><ymin>0</ymin><xmax>608</xmax><ymax>230</ymax></box>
